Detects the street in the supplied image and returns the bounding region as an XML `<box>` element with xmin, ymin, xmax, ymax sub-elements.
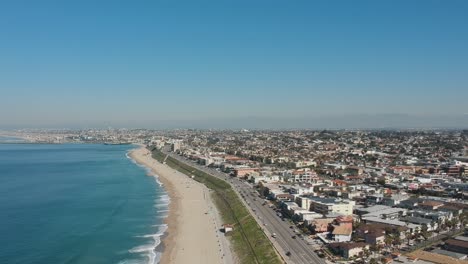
<box><xmin>161</xmin><ymin>149</ymin><xmax>327</xmax><ymax>264</ymax></box>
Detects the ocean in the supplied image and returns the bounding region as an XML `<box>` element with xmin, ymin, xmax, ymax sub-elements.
<box><xmin>0</xmin><ymin>143</ymin><xmax>168</xmax><ymax>264</ymax></box>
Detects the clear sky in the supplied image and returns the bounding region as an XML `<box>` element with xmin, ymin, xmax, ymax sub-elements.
<box><xmin>1</xmin><ymin>0</ymin><xmax>467</xmax><ymax>128</ymax></box>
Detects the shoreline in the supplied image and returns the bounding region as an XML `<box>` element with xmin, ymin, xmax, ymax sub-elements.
<box><xmin>129</xmin><ymin>146</ymin><xmax>232</xmax><ymax>264</ymax></box>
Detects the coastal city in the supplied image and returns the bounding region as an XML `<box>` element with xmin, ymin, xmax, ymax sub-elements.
<box><xmin>2</xmin><ymin>1</ymin><xmax>467</xmax><ymax>264</ymax></box>
<box><xmin>2</xmin><ymin>128</ymin><xmax>468</xmax><ymax>264</ymax></box>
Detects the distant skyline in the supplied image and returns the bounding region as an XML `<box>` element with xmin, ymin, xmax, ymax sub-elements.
<box><xmin>1</xmin><ymin>1</ymin><xmax>467</xmax><ymax>128</ymax></box>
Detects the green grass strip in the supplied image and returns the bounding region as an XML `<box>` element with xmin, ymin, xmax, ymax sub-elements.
<box><xmin>150</xmin><ymin>147</ymin><xmax>282</xmax><ymax>264</ymax></box>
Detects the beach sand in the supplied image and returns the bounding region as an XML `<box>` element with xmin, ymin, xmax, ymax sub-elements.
<box><xmin>129</xmin><ymin>146</ymin><xmax>233</xmax><ymax>264</ymax></box>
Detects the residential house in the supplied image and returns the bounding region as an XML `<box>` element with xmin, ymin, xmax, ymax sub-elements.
<box><xmin>329</xmin><ymin>242</ymin><xmax>369</xmax><ymax>259</ymax></box>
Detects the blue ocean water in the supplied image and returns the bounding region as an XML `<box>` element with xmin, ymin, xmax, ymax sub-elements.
<box><xmin>0</xmin><ymin>136</ymin><xmax>26</xmax><ymax>143</ymax></box>
<box><xmin>0</xmin><ymin>143</ymin><xmax>168</xmax><ymax>264</ymax></box>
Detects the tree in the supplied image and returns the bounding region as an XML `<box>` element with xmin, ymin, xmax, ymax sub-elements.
<box><xmin>405</xmin><ymin>230</ymin><xmax>413</xmax><ymax>244</ymax></box>
<box><xmin>420</xmin><ymin>224</ymin><xmax>429</xmax><ymax>240</ymax></box>
<box><xmin>392</xmin><ymin>235</ymin><xmax>402</xmax><ymax>248</ymax></box>
<box><xmin>363</xmin><ymin>248</ymin><xmax>371</xmax><ymax>258</ymax></box>
<box><xmin>369</xmin><ymin>244</ymin><xmax>378</xmax><ymax>254</ymax></box>
<box><xmin>384</xmin><ymin>234</ymin><xmax>394</xmax><ymax>247</ymax></box>
<box><xmin>436</xmin><ymin>219</ymin><xmax>444</xmax><ymax>233</ymax></box>
<box><xmin>460</xmin><ymin>213</ymin><xmax>468</xmax><ymax>227</ymax></box>
<box><xmin>377</xmin><ymin>177</ymin><xmax>386</xmax><ymax>186</ymax></box>
<box><xmin>452</xmin><ymin>217</ymin><xmax>460</xmax><ymax>229</ymax></box>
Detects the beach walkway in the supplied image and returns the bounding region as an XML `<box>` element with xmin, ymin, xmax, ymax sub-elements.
<box><xmin>130</xmin><ymin>147</ymin><xmax>234</xmax><ymax>264</ymax></box>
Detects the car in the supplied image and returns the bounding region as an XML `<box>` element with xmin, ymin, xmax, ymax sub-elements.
<box><xmin>286</xmin><ymin>251</ymin><xmax>291</xmax><ymax>256</ymax></box>
<box><xmin>292</xmin><ymin>235</ymin><xmax>296</xmax><ymax>239</ymax></box>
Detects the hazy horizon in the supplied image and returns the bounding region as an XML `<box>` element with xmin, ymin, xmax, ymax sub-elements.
<box><xmin>1</xmin><ymin>113</ymin><xmax>468</xmax><ymax>130</ymax></box>
<box><xmin>1</xmin><ymin>1</ymin><xmax>467</xmax><ymax>128</ymax></box>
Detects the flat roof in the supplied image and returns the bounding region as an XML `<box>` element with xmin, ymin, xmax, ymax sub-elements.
<box><xmin>455</xmin><ymin>236</ymin><xmax>468</xmax><ymax>242</ymax></box>
<box><xmin>363</xmin><ymin>216</ymin><xmax>418</xmax><ymax>229</ymax></box>
<box><xmin>431</xmin><ymin>249</ymin><xmax>467</xmax><ymax>260</ymax></box>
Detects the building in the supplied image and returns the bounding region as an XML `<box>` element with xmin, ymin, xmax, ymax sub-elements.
<box><xmin>250</xmin><ymin>175</ymin><xmax>281</xmax><ymax>184</ymax></box>
<box><xmin>294</xmin><ymin>160</ymin><xmax>317</xmax><ymax>168</ymax></box>
<box><xmin>283</xmin><ymin>169</ymin><xmax>319</xmax><ymax>183</ymax></box>
<box><xmin>357</xmin><ymin>205</ymin><xmax>407</xmax><ymax>220</ymax></box>
<box><xmin>331</xmin><ymin>225</ymin><xmax>352</xmax><ymax>242</ymax></box>
<box><xmin>290</xmin><ymin>185</ymin><xmax>315</xmax><ymax>195</ymax></box>
<box><xmin>365</xmin><ymin>230</ymin><xmax>385</xmax><ymax>245</ymax></box>
<box><xmin>356</xmin><ymin>223</ymin><xmax>408</xmax><ymax>244</ymax></box>
<box><xmin>295</xmin><ymin>211</ymin><xmax>322</xmax><ymax>224</ymax></box>
<box><xmin>329</xmin><ymin>242</ymin><xmax>369</xmax><ymax>259</ymax></box>
<box><xmin>308</xmin><ymin>197</ymin><xmax>355</xmax><ymax>215</ymax></box>
<box><xmin>382</xmin><ymin>193</ymin><xmax>410</xmax><ymax>206</ymax></box>
<box><xmin>444</xmin><ymin>239</ymin><xmax>468</xmax><ymax>254</ymax></box>
<box><xmin>171</xmin><ymin>140</ymin><xmax>182</xmax><ymax>152</ymax></box>
<box><xmin>366</xmin><ymin>194</ymin><xmax>384</xmax><ymax>205</ymax></box>
<box><xmin>311</xmin><ymin>218</ymin><xmax>335</xmax><ymax>233</ymax></box>
<box><xmin>419</xmin><ymin>200</ymin><xmax>444</xmax><ymax>210</ymax></box>
<box><xmin>233</xmin><ymin>167</ymin><xmax>259</xmax><ymax>177</ymax></box>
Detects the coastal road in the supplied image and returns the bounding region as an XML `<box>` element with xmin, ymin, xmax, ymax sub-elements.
<box><xmin>161</xmin><ymin>149</ymin><xmax>326</xmax><ymax>264</ymax></box>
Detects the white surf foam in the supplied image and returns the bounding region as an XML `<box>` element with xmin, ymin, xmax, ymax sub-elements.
<box><xmin>125</xmin><ymin>149</ymin><xmax>171</xmax><ymax>264</ymax></box>
<box><xmin>118</xmin><ymin>259</ymin><xmax>146</xmax><ymax>264</ymax></box>
<box><xmin>130</xmin><ymin>224</ymin><xmax>168</xmax><ymax>264</ymax></box>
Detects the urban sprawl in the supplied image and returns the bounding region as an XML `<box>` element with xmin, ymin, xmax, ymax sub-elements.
<box><xmin>4</xmin><ymin>129</ymin><xmax>468</xmax><ymax>264</ymax></box>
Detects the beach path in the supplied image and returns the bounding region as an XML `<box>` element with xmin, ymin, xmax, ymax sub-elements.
<box><xmin>130</xmin><ymin>147</ymin><xmax>233</xmax><ymax>264</ymax></box>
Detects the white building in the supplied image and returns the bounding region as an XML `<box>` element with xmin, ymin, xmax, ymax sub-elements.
<box><xmin>308</xmin><ymin>197</ymin><xmax>355</xmax><ymax>215</ymax></box>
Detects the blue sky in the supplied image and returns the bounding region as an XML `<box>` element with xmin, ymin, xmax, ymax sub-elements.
<box><xmin>0</xmin><ymin>0</ymin><xmax>467</xmax><ymax>128</ymax></box>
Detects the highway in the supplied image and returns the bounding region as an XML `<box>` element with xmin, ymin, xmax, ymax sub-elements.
<box><xmin>161</xmin><ymin>148</ymin><xmax>327</xmax><ymax>264</ymax></box>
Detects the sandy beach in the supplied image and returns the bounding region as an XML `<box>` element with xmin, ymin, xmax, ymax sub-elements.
<box><xmin>129</xmin><ymin>146</ymin><xmax>233</xmax><ymax>264</ymax></box>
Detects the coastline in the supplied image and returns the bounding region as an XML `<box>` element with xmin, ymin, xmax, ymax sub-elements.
<box><xmin>129</xmin><ymin>146</ymin><xmax>232</xmax><ymax>264</ymax></box>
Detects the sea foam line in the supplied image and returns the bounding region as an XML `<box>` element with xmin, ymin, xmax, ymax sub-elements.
<box><xmin>126</xmin><ymin>149</ymin><xmax>170</xmax><ymax>264</ymax></box>
<box><xmin>129</xmin><ymin>224</ymin><xmax>168</xmax><ymax>264</ymax></box>
<box><xmin>126</xmin><ymin>151</ymin><xmax>164</xmax><ymax>187</ymax></box>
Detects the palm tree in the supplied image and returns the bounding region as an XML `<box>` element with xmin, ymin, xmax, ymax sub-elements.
<box><xmin>436</xmin><ymin>218</ymin><xmax>443</xmax><ymax>233</ymax></box>
<box><xmin>405</xmin><ymin>230</ymin><xmax>413</xmax><ymax>244</ymax></box>
<box><xmin>392</xmin><ymin>234</ymin><xmax>402</xmax><ymax>249</ymax></box>
<box><xmin>369</xmin><ymin>244</ymin><xmax>379</xmax><ymax>257</ymax></box>
<box><xmin>460</xmin><ymin>213</ymin><xmax>468</xmax><ymax>227</ymax></box>
<box><xmin>384</xmin><ymin>233</ymin><xmax>394</xmax><ymax>247</ymax></box>
<box><xmin>446</xmin><ymin>219</ymin><xmax>455</xmax><ymax>230</ymax></box>
<box><xmin>453</xmin><ymin>217</ymin><xmax>461</xmax><ymax>229</ymax></box>
<box><xmin>363</xmin><ymin>248</ymin><xmax>371</xmax><ymax>258</ymax></box>
<box><xmin>421</xmin><ymin>224</ymin><xmax>430</xmax><ymax>240</ymax></box>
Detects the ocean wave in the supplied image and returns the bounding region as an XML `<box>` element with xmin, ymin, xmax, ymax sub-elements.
<box><xmin>157</xmin><ymin>194</ymin><xmax>170</xmax><ymax>202</ymax></box>
<box><xmin>130</xmin><ymin>225</ymin><xmax>168</xmax><ymax>264</ymax></box>
<box><xmin>125</xmin><ymin>149</ymin><xmax>170</xmax><ymax>264</ymax></box>
<box><xmin>153</xmin><ymin>204</ymin><xmax>168</xmax><ymax>209</ymax></box>
<box><xmin>153</xmin><ymin>194</ymin><xmax>170</xmax><ymax>210</ymax></box>
<box><xmin>117</xmin><ymin>259</ymin><xmax>146</xmax><ymax>264</ymax></box>
<box><xmin>125</xmin><ymin>151</ymin><xmax>164</xmax><ymax>187</ymax></box>
<box><xmin>155</xmin><ymin>214</ymin><xmax>169</xmax><ymax>219</ymax></box>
